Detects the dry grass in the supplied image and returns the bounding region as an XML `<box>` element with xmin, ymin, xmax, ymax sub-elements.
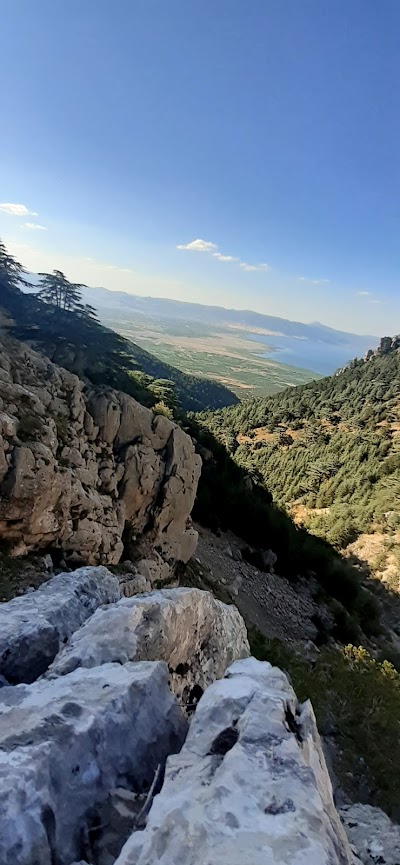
<box><xmin>237</xmin><ymin>425</ymin><xmax>305</xmax><ymax>445</ymax></box>
<box><xmin>346</xmin><ymin>532</ymin><xmax>400</xmax><ymax>593</ymax></box>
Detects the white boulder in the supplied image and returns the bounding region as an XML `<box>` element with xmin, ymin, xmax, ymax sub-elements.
<box><xmin>0</xmin><ymin>661</ymin><xmax>187</xmax><ymax>865</ymax></box>
<box><xmin>116</xmin><ymin>657</ymin><xmax>353</xmax><ymax>865</ymax></box>
<box><xmin>340</xmin><ymin>804</ymin><xmax>400</xmax><ymax>864</ymax></box>
<box><xmin>0</xmin><ymin>566</ymin><xmax>120</xmax><ymax>683</ymax></box>
<box><xmin>47</xmin><ymin>587</ymin><xmax>250</xmax><ymax>705</ymax></box>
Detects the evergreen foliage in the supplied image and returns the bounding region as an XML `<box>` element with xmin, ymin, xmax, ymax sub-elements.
<box><xmin>0</xmin><ymin>239</ymin><xmax>31</xmax><ymax>296</ymax></box>
<box><xmin>196</xmin><ymin>343</ymin><xmax>400</xmax><ymax>549</ymax></box>
<box><xmin>184</xmin><ymin>414</ymin><xmax>379</xmax><ymax>639</ymax></box>
<box><xmin>37</xmin><ymin>270</ymin><xmax>91</xmax><ymax>314</ymax></box>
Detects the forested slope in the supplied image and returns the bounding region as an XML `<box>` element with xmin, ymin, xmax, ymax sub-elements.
<box><xmin>0</xmin><ymin>239</ymin><xmax>237</xmax><ymax>413</ymax></box>
<box><xmin>195</xmin><ymin>338</ymin><xmax>400</xmax><ymax>553</ymax></box>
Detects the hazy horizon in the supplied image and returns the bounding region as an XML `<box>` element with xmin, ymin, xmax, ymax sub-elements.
<box><xmin>80</xmin><ymin>283</ymin><xmax>380</xmax><ymax>339</ymax></box>
<box><xmin>25</xmin><ymin>275</ymin><xmax>380</xmax><ymax>340</ymax></box>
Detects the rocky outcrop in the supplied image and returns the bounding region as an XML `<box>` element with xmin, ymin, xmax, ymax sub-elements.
<box><xmin>340</xmin><ymin>804</ymin><xmax>400</xmax><ymax>865</ymax></box>
<box><xmin>0</xmin><ymin>661</ymin><xmax>187</xmax><ymax>865</ymax></box>
<box><xmin>0</xmin><ymin>334</ymin><xmax>201</xmax><ymax>571</ymax></box>
<box><xmin>365</xmin><ymin>335</ymin><xmax>400</xmax><ymax>360</ymax></box>
<box><xmin>116</xmin><ymin>657</ymin><xmax>353</xmax><ymax>865</ymax></box>
<box><xmin>0</xmin><ymin>565</ymin><xmax>120</xmax><ymax>683</ymax></box>
<box><xmin>0</xmin><ymin>566</ymin><xmax>358</xmax><ymax>865</ymax></box>
<box><xmin>47</xmin><ymin>587</ymin><xmax>250</xmax><ymax>704</ymax></box>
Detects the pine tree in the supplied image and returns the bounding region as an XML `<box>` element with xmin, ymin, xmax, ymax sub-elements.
<box><xmin>0</xmin><ymin>238</ymin><xmax>30</xmax><ymax>293</ymax></box>
<box><xmin>37</xmin><ymin>270</ymin><xmax>95</xmax><ymax>317</ymax></box>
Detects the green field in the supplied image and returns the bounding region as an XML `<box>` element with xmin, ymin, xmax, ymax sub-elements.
<box><xmin>101</xmin><ymin>312</ymin><xmax>320</xmax><ymax>398</ymax></box>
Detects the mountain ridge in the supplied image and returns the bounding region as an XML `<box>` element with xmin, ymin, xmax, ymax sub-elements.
<box><xmin>23</xmin><ymin>279</ymin><xmax>377</xmax><ymax>385</ymax></box>
<box><xmin>79</xmin><ymin>284</ymin><xmax>377</xmax><ymax>346</ymax></box>
<box><xmin>24</xmin><ymin>279</ymin><xmax>377</xmax><ymax>350</ymax></box>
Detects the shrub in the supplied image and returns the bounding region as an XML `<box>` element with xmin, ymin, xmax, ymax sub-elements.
<box><xmin>53</xmin><ymin>413</ymin><xmax>69</xmax><ymax>445</ymax></box>
<box><xmin>153</xmin><ymin>400</ymin><xmax>174</xmax><ymax>420</ymax></box>
<box><xmin>17</xmin><ymin>414</ymin><xmax>44</xmax><ymax>442</ymax></box>
<box><xmin>354</xmin><ymin>590</ymin><xmax>382</xmax><ymax>637</ymax></box>
<box><xmin>186</xmin><ymin>416</ymin><xmax>365</xmax><ymax>620</ymax></box>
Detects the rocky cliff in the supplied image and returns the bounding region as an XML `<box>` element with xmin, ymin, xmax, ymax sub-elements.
<box><xmin>0</xmin><ymin>334</ymin><xmax>201</xmax><ymax>577</ymax></box>
<box><xmin>0</xmin><ymin>569</ymin><xmax>357</xmax><ymax>865</ymax></box>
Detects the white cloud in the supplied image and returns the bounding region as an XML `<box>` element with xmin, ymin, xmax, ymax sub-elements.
<box><xmin>213</xmin><ymin>252</ymin><xmax>239</xmax><ymax>262</ymax></box>
<box><xmin>0</xmin><ymin>202</ymin><xmax>38</xmax><ymax>217</ymax></box>
<box><xmin>239</xmin><ymin>262</ymin><xmax>270</xmax><ymax>272</ymax></box>
<box><xmin>22</xmin><ymin>222</ymin><xmax>47</xmax><ymax>231</ymax></box>
<box><xmin>356</xmin><ymin>291</ymin><xmax>381</xmax><ymax>304</ymax></box>
<box><xmin>299</xmin><ymin>276</ymin><xmax>329</xmax><ymax>284</ymax></box>
<box><xmin>177</xmin><ymin>238</ymin><xmax>218</xmax><ymax>252</ymax></box>
<box><xmin>176</xmin><ymin>237</ymin><xmax>270</xmax><ymax>273</ymax></box>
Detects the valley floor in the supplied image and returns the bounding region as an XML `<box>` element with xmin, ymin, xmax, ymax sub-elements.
<box><xmin>102</xmin><ymin>313</ymin><xmax>318</xmax><ymax>398</ymax></box>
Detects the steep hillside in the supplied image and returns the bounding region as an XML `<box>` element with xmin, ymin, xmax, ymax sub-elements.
<box><xmin>195</xmin><ymin>337</ymin><xmax>400</xmax><ymax>583</ymax></box>
<box><xmin>1</xmin><ymin>247</ymin><xmax>237</xmax><ymax>413</ymax></box>
<box><xmin>15</xmin><ymin>292</ymin><xmax>238</xmax><ymax>412</ymax></box>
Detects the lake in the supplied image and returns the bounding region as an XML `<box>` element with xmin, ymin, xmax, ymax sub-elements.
<box><xmin>248</xmin><ymin>333</ymin><xmax>371</xmax><ymax>375</ymax></box>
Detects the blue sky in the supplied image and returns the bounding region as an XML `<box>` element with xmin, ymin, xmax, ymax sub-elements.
<box><xmin>1</xmin><ymin>0</ymin><xmax>399</xmax><ymax>336</ymax></box>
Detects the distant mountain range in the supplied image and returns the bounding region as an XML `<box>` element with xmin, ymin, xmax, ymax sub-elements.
<box><xmin>25</xmin><ymin>280</ymin><xmax>378</xmax><ymax>376</ymax></box>
<box><xmin>79</xmin><ymin>286</ymin><xmax>377</xmax><ymax>375</ymax></box>
<box><xmin>80</xmin><ymin>286</ymin><xmax>374</xmax><ymax>341</ymax></box>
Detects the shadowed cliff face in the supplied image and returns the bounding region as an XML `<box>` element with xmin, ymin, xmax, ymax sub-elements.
<box><xmin>0</xmin><ymin>334</ymin><xmax>201</xmax><ymax>573</ymax></box>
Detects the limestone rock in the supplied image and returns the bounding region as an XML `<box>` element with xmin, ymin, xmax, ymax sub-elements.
<box><xmin>0</xmin><ymin>334</ymin><xmax>201</xmax><ymax>575</ymax></box>
<box><xmin>340</xmin><ymin>804</ymin><xmax>400</xmax><ymax>864</ymax></box>
<box><xmin>0</xmin><ymin>661</ymin><xmax>187</xmax><ymax>865</ymax></box>
<box><xmin>135</xmin><ymin>555</ymin><xmax>171</xmax><ymax>585</ymax></box>
<box><xmin>119</xmin><ymin>573</ymin><xmax>152</xmax><ymax>597</ymax></box>
<box><xmin>152</xmin><ymin>426</ymin><xmax>201</xmax><ymax>564</ymax></box>
<box><xmin>47</xmin><ymin>588</ymin><xmax>250</xmax><ymax>705</ymax></box>
<box><xmin>0</xmin><ymin>565</ymin><xmax>120</xmax><ymax>683</ymax></box>
<box><xmin>116</xmin><ymin>657</ymin><xmax>352</xmax><ymax>865</ymax></box>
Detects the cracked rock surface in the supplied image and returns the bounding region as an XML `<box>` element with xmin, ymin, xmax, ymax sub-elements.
<box><xmin>340</xmin><ymin>804</ymin><xmax>400</xmax><ymax>865</ymax></box>
<box><xmin>0</xmin><ymin>565</ymin><xmax>120</xmax><ymax>683</ymax></box>
<box><xmin>47</xmin><ymin>587</ymin><xmax>250</xmax><ymax>706</ymax></box>
<box><xmin>0</xmin><ymin>334</ymin><xmax>201</xmax><ymax>572</ymax></box>
<box><xmin>0</xmin><ymin>661</ymin><xmax>187</xmax><ymax>865</ymax></box>
<box><xmin>115</xmin><ymin>657</ymin><xmax>353</xmax><ymax>865</ymax></box>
